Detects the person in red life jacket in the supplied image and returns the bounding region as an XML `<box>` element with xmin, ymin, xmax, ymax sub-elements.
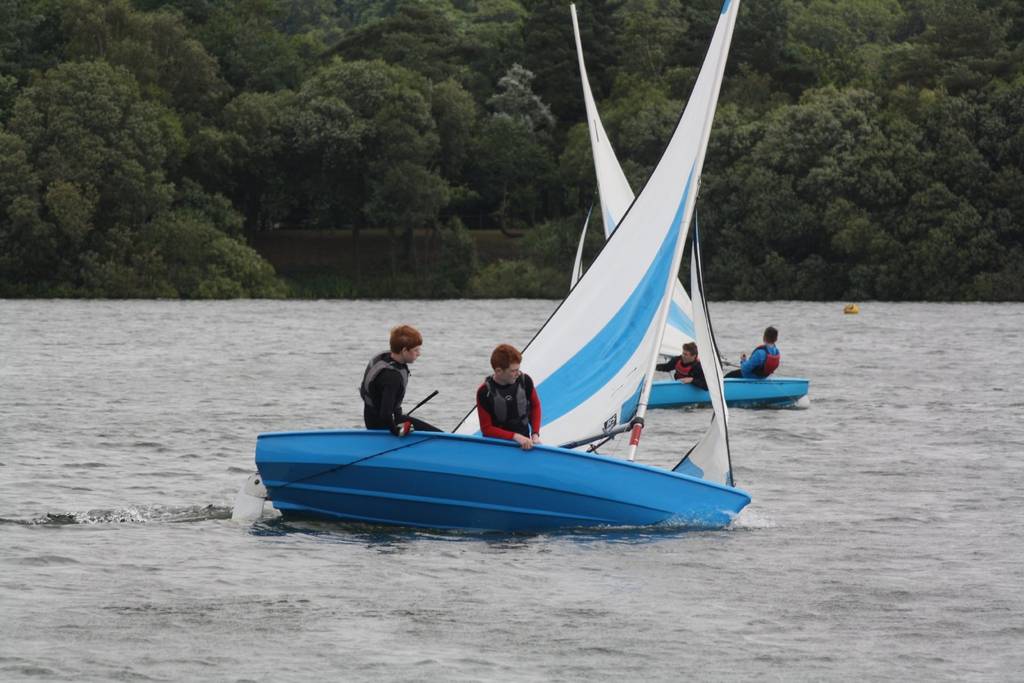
<box><xmin>360</xmin><ymin>324</ymin><xmax>441</xmax><ymax>435</ymax></box>
<box><xmin>476</xmin><ymin>344</ymin><xmax>542</xmax><ymax>450</ymax></box>
<box><xmin>725</xmin><ymin>325</ymin><xmax>781</xmax><ymax>379</ymax></box>
<box><xmin>656</xmin><ymin>341</ymin><xmax>708</xmax><ymax>390</ymax></box>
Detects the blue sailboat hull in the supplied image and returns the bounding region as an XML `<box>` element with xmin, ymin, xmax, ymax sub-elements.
<box><xmin>255</xmin><ymin>430</ymin><xmax>750</xmax><ymax>532</ymax></box>
<box><xmin>650</xmin><ymin>376</ymin><xmax>809</xmax><ymax>409</ymax></box>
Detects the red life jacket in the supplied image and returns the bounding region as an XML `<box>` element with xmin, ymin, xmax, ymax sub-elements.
<box><xmin>673</xmin><ymin>356</ymin><xmax>699</xmax><ymax>380</ymax></box>
<box><xmin>754</xmin><ymin>345</ymin><xmax>780</xmax><ymax>377</ymax></box>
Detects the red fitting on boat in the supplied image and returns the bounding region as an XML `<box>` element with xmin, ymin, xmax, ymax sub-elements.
<box><xmin>629</xmin><ymin>423</ymin><xmax>643</xmax><ymax>446</ymax></box>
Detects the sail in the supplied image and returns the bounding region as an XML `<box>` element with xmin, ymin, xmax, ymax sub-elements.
<box><xmin>570</xmin><ymin>203</ymin><xmax>593</xmax><ymax>287</ymax></box>
<box><xmin>570</xmin><ymin>3</ymin><xmax>632</xmax><ymax>239</ymax></box>
<box><xmin>570</xmin><ymin>3</ymin><xmax>695</xmax><ymax>357</ymax></box>
<box><xmin>458</xmin><ymin>0</ymin><xmax>741</xmax><ymax>448</ymax></box>
<box><xmin>673</xmin><ymin>219</ymin><xmax>734</xmax><ymax>486</ymax></box>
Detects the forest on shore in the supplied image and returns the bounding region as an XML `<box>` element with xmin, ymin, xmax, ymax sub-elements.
<box><xmin>1</xmin><ymin>0</ymin><xmax>1022</xmax><ymax>300</ymax></box>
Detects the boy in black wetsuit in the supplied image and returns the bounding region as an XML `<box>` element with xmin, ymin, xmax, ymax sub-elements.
<box><xmin>656</xmin><ymin>341</ymin><xmax>708</xmax><ymax>390</ymax></box>
<box><xmin>360</xmin><ymin>324</ymin><xmax>440</xmax><ymax>434</ymax></box>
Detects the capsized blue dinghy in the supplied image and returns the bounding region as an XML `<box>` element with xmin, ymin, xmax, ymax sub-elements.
<box><xmin>650</xmin><ymin>376</ymin><xmax>809</xmax><ymax>409</ymax></box>
<box><xmin>255</xmin><ymin>430</ymin><xmax>750</xmax><ymax>530</ymax></box>
<box><xmin>237</xmin><ymin>0</ymin><xmax>749</xmax><ymax>532</ymax></box>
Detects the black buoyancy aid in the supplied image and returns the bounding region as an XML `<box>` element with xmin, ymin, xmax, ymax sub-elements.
<box><xmin>673</xmin><ymin>356</ymin><xmax>699</xmax><ymax>380</ymax></box>
<box><xmin>483</xmin><ymin>375</ymin><xmax>532</xmax><ymax>436</ymax></box>
<box><xmin>360</xmin><ymin>352</ymin><xmax>409</xmax><ymax>407</ymax></box>
<box><xmin>753</xmin><ymin>344</ymin><xmax>781</xmax><ymax>377</ymax></box>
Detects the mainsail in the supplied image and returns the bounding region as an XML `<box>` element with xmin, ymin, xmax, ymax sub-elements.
<box><xmin>457</xmin><ymin>0</ymin><xmax>741</xmax><ymax>449</ymax></box>
<box><xmin>673</xmin><ymin>219</ymin><xmax>734</xmax><ymax>486</ymax></box>
<box><xmin>570</xmin><ymin>3</ymin><xmax>696</xmax><ymax>355</ymax></box>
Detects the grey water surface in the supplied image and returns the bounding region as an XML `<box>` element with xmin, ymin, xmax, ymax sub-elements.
<box><xmin>1</xmin><ymin>300</ymin><xmax>1022</xmax><ymax>681</ymax></box>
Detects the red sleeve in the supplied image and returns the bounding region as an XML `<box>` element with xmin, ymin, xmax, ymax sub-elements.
<box><xmin>529</xmin><ymin>383</ymin><xmax>542</xmax><ymax>435</ymax></box>
<box><xmin>477</xmin><ymin>383</ymin><xmax>518</xmax><ymax>440</ymax></box>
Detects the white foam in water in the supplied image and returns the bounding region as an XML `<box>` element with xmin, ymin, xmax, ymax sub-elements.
<box><xmin>34</xmin><ymin>505</ymin><xmax>231</xmax><ymax>525</ymax></box>
<box><xmin>730</xmin><ymin>507</ymin><xmax>777</xmax><ymax>530</ymax></box>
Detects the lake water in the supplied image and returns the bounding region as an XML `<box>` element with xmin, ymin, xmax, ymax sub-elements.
<box><xmin>2</xmin><ymin>300</ymin><xmax>1022</xmax><ymax>681</ymax></box>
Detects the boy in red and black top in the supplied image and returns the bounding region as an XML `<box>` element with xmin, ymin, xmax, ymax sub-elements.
<box><xmin>476</xmin><ymin>344</ymin><xmax>542</xmax><ymax>450</ymax></box>
<box><xmin>656</xmin><ymin>341</ymin><xmax>708</xmax><ymax>390</ymax></box>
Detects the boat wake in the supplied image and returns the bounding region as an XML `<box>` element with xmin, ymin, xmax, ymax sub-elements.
<box><xmin>729</xmin><ymin>507</ymin><xmax>777</xmax><ymax>530</ymax></box>
<box><xmin>1</xmin><ymin>504</ymin><xmax>233</xmax><ymax>526</ymax></box>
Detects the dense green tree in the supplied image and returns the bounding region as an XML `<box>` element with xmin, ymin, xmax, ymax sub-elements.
<box><xmin>788</xmin><ymin>0</ymin><xmax>903</xmax><ymax>85</ymax></box>
<box><xmin>470</xmin><ymin>113</ymin><xmax>555</xmax><ymax>233</ymax></box>
<box><xmin>1</xmin><ymin>0</ymin><xmax>1023</xmax><ymax>299</ymax></box>
<box><xmin>428</xmin><ymin>216</ymin><xmax>477</xmax><ymax>297</ymax></box>
<box><xmin>192</xmin><ymin>89</ymin><xmax>300</xmax><ymax>231</ymax></box>
<box><xmin>613</xmin><ymin>0</ymin><xmax>691</xmax><ymax>82</ymax></box>
<box><xmin>431</xmin><ymin>78</ymin><xmax>479</xmax><ymax>180</ymax></box>
<box><xmin>0</xmin><ymin>59</ymin><xmax>282</xmax><ymax>296</ymax></box>
<box><xmin>196</xmin><ymin>0</ymin><xmax>308</xmax><ymax>91</ymax></box>
<box><xmin>329</xmin><ymin>4</ymin><xmax>471</xmax><ymax>85</ymax></box>
<box><xmin>132</xmin><ymin>207</ymin><xmax>286</xmax><ymax>297</ymax></box>
<box><xmin>61</xmin><ymin>0</ymin><xmax>228</xmax><ymax>114</ymax></box>
<box><xmin>294</xmin><ymin>58</ymin><xmax>441</xmax><ymax>231</ymax></box>
<box><xmin>9</xmin><ymin>60</ymin><xmax>181</xmax><ymax>242</ymax></box>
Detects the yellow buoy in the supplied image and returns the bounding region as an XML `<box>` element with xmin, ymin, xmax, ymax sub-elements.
<box><xmin>843</xmin><ymin>303</ymin><xmax>860</xmax><ymax>315</ymax></box>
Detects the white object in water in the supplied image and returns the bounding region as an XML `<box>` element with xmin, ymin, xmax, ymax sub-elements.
<box><xmin>231</xmin><ymin>472</ymin><xmax>267</xmax><ymax>522</ymax></box>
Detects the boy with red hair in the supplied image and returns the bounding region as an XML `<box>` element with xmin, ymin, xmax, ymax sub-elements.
<box><xmin>360</xmin><ymin>324</ymin><xmax>439</xmax><ymax>434</ymax></box>
<box><xmin>476</xmin><ymin>344</ymin><xmax>542</xmax><ymax>450</ymax></box>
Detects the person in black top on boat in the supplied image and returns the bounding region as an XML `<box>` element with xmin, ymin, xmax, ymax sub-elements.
<box><xmin>360</xmin><ymin>324</ymin><xmax>441</xmax><ymax>435</ymax></box>
<box><xmin>656</xmin><ymin>341</ymin><xmax>708</xmax><ymax>390</ymax></box>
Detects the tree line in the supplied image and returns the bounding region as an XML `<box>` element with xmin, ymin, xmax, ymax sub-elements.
<box><xmin>1</xmin><ymin>0</ymin><xmax>1022</xmax><ymax>299</ymax></box>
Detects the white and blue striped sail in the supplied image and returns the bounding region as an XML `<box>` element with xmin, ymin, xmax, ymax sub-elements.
<box><xmin>570</xmin><ymin>3</ymin><xmax>695</xmax><ymax>357</ymax></box>
<box><xmin>458</xmin><ymin>0</ymin><xmax>741</xmax><ymax>448</ymax></box>
<box><xmin>674</xmin><ymin>220</ymin><xmax>734</xmax><ymax>486</ymax></box>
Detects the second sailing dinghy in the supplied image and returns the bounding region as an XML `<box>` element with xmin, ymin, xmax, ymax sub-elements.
<box><xmin>249</xmin><ymin>0</ymin><xmax>749</xmax><ymax>531</ymax></box>
<box><xmin>570</xmin><ymin>2</ymin><xmax>808</xmax><ymax>409</ymax></box>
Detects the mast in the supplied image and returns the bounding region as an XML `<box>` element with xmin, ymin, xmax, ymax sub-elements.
<box><xmin>627</xmin><ymin>0</ymin><xmax>741</xmax><ymax>461</ymax></box>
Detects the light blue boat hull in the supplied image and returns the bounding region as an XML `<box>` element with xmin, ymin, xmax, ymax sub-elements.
<box><xmin>255</xmin><ymin>430</ymin><xmax>751</xmax><ymax>532</ymax></box>
<box><xmin>650</xmin><ymin>376</ymin><xmax>809</xmax><ymax>409</ymax></box>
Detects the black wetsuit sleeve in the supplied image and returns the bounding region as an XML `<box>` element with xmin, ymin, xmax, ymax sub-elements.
<box><xmin>656</xmin><ymin>356</ymin><xmax>679</xmax><ymax>372</ymax></box>
<box><xmin>693</xmin><ymin>362</ymin><xmax>708</xmax><ymax>391</ymax></box>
